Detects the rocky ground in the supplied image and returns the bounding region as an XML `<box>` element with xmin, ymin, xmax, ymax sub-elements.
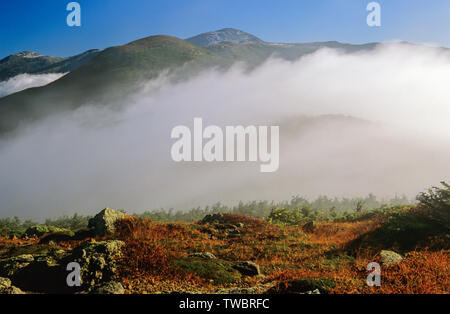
<box><xmin>0</xmin><ymin>208</ymin><xmax>448</xmax><ymax>294</ymax></box>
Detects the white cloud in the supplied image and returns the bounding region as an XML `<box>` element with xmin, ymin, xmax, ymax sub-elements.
<box><xmin>0</xmin><ymin>43</ymin><xmax>449</xmax><ymax>219</ymax></box>
<box><xmin>0</xmin><ymin>73</ymin><xmax>66</xmax><ymax>98</ymax></box>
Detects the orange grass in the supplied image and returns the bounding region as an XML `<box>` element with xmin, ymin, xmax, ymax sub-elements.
<box><xmin>1</xmin><ymin>212</ymin><xmax>446</xmax><ymax>294</ymax></box>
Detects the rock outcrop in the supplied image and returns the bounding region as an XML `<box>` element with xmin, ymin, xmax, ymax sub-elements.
<box><xmin>69</xmin><ymin>240</ymin><xmax>124</xmax><ymax>292</ymax></box>
<box><xmin>0</xmin><ymin>277</ymin><xmax>24</xmax><ymax>294</ymax></box>
<box><xmin>88</xmin><ymin>208</ymin><xmax>126</xmax><ymax>236</ymax></box>
<box><xmin>24</xmin><ymin>225</ymin><xmax>71</xmax><ymax>238</ymax></box>
<box><xmin>198</xmin><ymin>214</ymin><xmax>246</xmax><ymax>240</ymax></box>
<box><xmin>91</xmin><ymin>281</ymin><xmax>125</xmax><ymax>294</ymax></box>
<box><xmin>188</xmin><ymin>252</ymin><xmax>217</xmax><ymax>259</ymax></box>
<box><xmin>200</xmin><ymin>213</ymin><xmax>226</xmax><ymax>225</ymax></box>
<box><xmin>380</xmin><ymin>250</ymin><xmax>403</xmax><ymax>266</ymax></box>
<box><xmin>0</xmin><ymin>254</ymin><xmax>34</xmax><ymax>278</ymax></box>
<box><xmin>0</xmin><ymin>240</ymin><xmax>124</xmax><ymax>294</ymax></box>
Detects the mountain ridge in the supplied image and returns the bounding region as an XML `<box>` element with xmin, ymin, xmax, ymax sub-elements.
<box><xmin>0</xmin><ymin>49</ymin><xmax>101</xmax><ymax>82</ymax></box>
<box><xmin>186</xmin><ymin>28</ymin><xmax>264</xmax><ymax>46</ymax></box>
<box><xmin>0</xmin><ymin>28</ymin><xmax>443</xmax><ymax>136</ymax></box>
<box><xmin>0</xmin><ymin>35</ymin><xmax>228</xmax><ymax>135</ymax></box>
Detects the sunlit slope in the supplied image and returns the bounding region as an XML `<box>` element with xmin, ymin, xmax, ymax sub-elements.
<box><xmin>186</xmin><ymin>28</ymin><xmax>378</xmax><ymax>67</ymax></box>
<box><xmin>205</xmin><ymin>41</ymin><xmax>378</xmax><ymax>67</ymax></box>
<box><xmin>0</xmin><ymin>36</ymin><xmax>227</xmax><ymax>134</ymax></box>
<box><xmin>0</xmin><ymin>53</ymin><xmax>62</xmax><ymax>81</ymax></box>
<box><xmin>0</xmin><ymin>50</ymin><xmax>100</xmax><ymax>81</ymax></box>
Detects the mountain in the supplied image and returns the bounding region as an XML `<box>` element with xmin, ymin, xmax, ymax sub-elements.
<box><xmin>204</xmin><ymin>40</ymin><xmax>378</xmax><ymax>68</ymax></box>
<box><xmin>186</xmin><ymin>28</ymin><xmax>263</xmax><ymax>47</ymax></box>
<box><xmin>0</xmin><ymin>52</ymin><xmax>63</xmax><ymax>81</ymax></box>
<box><xmin>0</xmin><ymin>35</ymin><xmax>227</xmax><ymax>134</ymax></box>
<box><xmin>186</xmin><ymin>28</ymin><xmax>377</xmax><ymax>67</ymax></box>
<box><xmin>55</xmin><ymin>35</ymin><xmax>226</xmax><ymax>86</ymax></box>
<box><xmin>0</xmin><ymin>29</ymin><xmax>383</xmax><ymax>135</ymax></box>
<box><xmin>0</xmin><ymin>50</ymin><xmax>100</xmax><ymax>81</ymax></box>
<box><xmin>38</xmin><ymin>49</ymin><xmax>101</xmax><ymax>74</ymax></box>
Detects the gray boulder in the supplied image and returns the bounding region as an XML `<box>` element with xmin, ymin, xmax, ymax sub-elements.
<box><xmin>0</xmin><ymin>240</ymin><xmax>124</xmax><ymax>294</ymax></box>
<box><xmin>0</xmin><ymin>277</ymin><xmax>25</xmax><ymax>294</ymax></box>
<box><xmin>188</xmin><ymin>252</ymin><xmax>217</xmax><ymax>259</ymax></box>
<box><xmin>0</xmin><ymin>277</ymin><xmax>11</xmax><ymax>289</ymax></box>
<box><xmin>88</xmin><ymin>208</ymin><xmax>126</xmax><ymax>236</ymax></box>
<box><xmin>68</xmin><ymin>240</ymin><xmax>125</xmax><ymax>291</ymax></box>
<box><xmin>24</xmin><ymin>225</ymin><xmax>70</xmax><ymax>238</ymax></box>
<box><xmin>91</xmin><ymin>281</ymin><xmax>125</xmax><ymax>294</ymax></box>
<box><xmin>200</xmin><ymin>213</ymin><xmax>225</xmax><ymax>225</ymax></box>
<box><xmin>380</xmin><ymin>250</ymin><xmax>403</xmax><ymax>266</ymax></box>
<box><xmin>0</xmin><ymin>254</ymin><xmax>34</xmax><ymax>277</ymax></box>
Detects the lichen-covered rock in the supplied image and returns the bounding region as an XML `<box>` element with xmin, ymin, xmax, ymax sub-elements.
<box><xmin>198</xmin><ymin>216</ymin><xmax>246</xmax><ymax>240</ymax></box>
<box><xmin>6</xmin><ymin>253</ymin><xmax>67</xmax><ymax>293</ymax></box>
<box><xmin>0</xmin><ymin>285</ymin><xmax>25</xmax><ymax>294</ymax></box>
<box><xmin>0</xmin><ymin>277</ymin><xmax>11</xmax><ymax>289</ymax></box>
<box><xmin>173</xmin><ymin>257</ymin><xmax>242</xmax><ymax>285</ymax></box>
<box><xmin>380</xmin><ymin>250</ymin><xmax>403</xmax><ymax>266</ymax></box>
<box><xmin>88</xmin><ymin>208</ymin><xmax>126</xmax><ymax>236</ymax></box>
<box><xmin>200</xmin><ymin>213</ymin><xmax>225</xmax><ymax>225</ymax></box>
<box><xmin>305</xmin><ymin>289</ymin><xmax>321</xmax><ymax>294</ymax></box>
<box><xmin>216</xmin><ymin>281</ymin><xmax>276</xmax><ymax>294</ymax></box>
<box><xmin>91</xmin><ymin>281</ymin><xmax>125</xmax><ymax>294</ymax></box>
<box><xmin>68</xmin><ymin>240</ymin><xmax>125</xmax><ymax>291</ymax></box>
<box><xmin>24</xmin><ymin>225</ymin><xmax>70</xmax><ymax>238</ymax></box>
<box><xmin>0</xmin><ymin>277</ymin><xmax>25</xmax><ymax>294</ymax></box>
<box><xmin>269</xmin><ymin>277</ymin><xmax>338</xmax><ymax>294</ymax></box>
<box><xmin>0</xmin><ymin>254</ymin><xmax>34</xmax><ymax>277</ymax></box>
<box><xmin>188</xmin><ymin>252</ymin><xmax>216</xmax><ymax>259</ymax></box>
<box><xmin>0</xmin><ymin>240</ymin><xmax>124</xmax><ymax>294</ymax></box>
<box><xmin>232</xmin><ymin>261</ymin><xmax>261</xmax><ymax>276</ymax></box>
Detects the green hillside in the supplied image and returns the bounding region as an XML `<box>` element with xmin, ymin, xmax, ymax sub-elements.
<box><xmin>0</xmin><ymin>50</ymin><xmax>100</xmax><ymax>82</ymax></box>
<box><xmin>52</xmin><ymin>35</ymin><xmax>226</xmax><ymax>89</ymax></box>
<box><xmin>0</xmin><ymin>52</ymin><xmax>63</xmax><ymax>81</ymax></box>
<box><xmin>186</xmin><ymin>28</ymin><xmax>378</xmax><ymax>67</ymax></box>
<box><xmin>37</xmin><ymin>49</ymin><xmax>100</xmax><ymax>74</ymax></box>
<box><xmin>0</xmin><ymin>30</ymin><xmax>382</xmax><ymax>135</ymax></box>
<box><xmin>205</xmin><ymin>41</ymin><xmax>378</xmax><ymax>68</ymax></box>
<box><xmin>186</xmin><ymin>28</ymin><xmax>263</xmax><ymax>47</ymax></box>
<box><xmin>0</xmin><ymin>36</ymin><xmax>227</xmax><ymax>135</ymax></box>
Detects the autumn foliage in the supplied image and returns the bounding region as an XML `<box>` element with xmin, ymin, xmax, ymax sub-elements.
<box><xmin>1</xmin><ymin>203</ymin><xmax>447</xmax><ymax>294</ymax></box>
<box><xmin>106</xmin><ymin>207</ymin><xmax>450</xmax><ymax>294</ymax></box>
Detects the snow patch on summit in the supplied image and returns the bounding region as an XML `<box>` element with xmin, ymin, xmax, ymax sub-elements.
<box><xmin>187</xmin><ymin>28</ymin><xmax>263</xmax><ymax>47</ymax></box>
<box><xmin>13</xmin><ymin>51</ymin><xmax>44</xmax><ymax>59</ymax></box>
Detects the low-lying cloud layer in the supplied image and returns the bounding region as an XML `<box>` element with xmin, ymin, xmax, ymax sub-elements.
<box><xmin>0</xmin><ymin>73</ymin><xmax>66</xmax><ymax>98</ymax></box>
<box><xmin>0</xmin><ymin>43</ymin><xmax>449</xmax><ymax>219</ymax></box>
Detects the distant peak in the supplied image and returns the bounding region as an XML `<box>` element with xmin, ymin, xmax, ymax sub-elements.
<box><xmin>186</xmin><ymin>28</ymin><xmax>263</xmax><ymax>47</ymax></box>
<box><xmin>125</xmin><ymin>35</ymin><xmax>189</xmax><ymax>47</ymax></box>
<box><xmin>13</xmin><ymin>51</ymin><xmax>43</xmax><ymax>59</ymax></box>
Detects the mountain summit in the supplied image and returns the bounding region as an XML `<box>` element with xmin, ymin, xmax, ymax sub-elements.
<box><xmin>186</xmin><ymin>28</ymin><xmax>263</xmax><ymax>47</ymax></box>
<box><xmin>12</xmin><ymin>51</ymin><xmax>44</xmax><ymax>59</ymax></box>
<box><xmin>0</xmin><ymin>30</ymin><xmax>378</xmax><ymax>134</ymax></box>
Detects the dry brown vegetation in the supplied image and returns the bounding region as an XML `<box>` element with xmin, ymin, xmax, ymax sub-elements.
<box><xmin>111</xmin><ymin>210</ymin><xmax>449</xmax><ymax>294</ymax></box>
<box><xmin>0</xmin><ymin>205</ymin><xmax>448</xmax><ymax>294</ymax></box>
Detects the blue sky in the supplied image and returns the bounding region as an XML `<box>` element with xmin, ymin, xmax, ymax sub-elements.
<box><xmin>1</xmin><ymin>0</ymin><xmax>449</xmax><ymax>59</ymax></box>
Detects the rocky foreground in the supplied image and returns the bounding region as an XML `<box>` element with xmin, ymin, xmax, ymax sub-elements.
<box><xmin>0</xmin><ymin>208</ymin><xmax>447</xmax><ymax>294</ymax></box>
<box><xmin>0</xmin><ymin>209</ymin><xmax>128</xmax><ymax>294</ymax></box>
<box><xmin>0</xmin><ymin>209</ymin><xmax>276</xmax><ymax>294</ymax></box>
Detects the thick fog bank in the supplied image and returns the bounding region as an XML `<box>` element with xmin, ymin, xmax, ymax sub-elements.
<box><xmin>0</xmin><ymin>43</ymin><xmax>449</xmax><ymax>219</ymax></box>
